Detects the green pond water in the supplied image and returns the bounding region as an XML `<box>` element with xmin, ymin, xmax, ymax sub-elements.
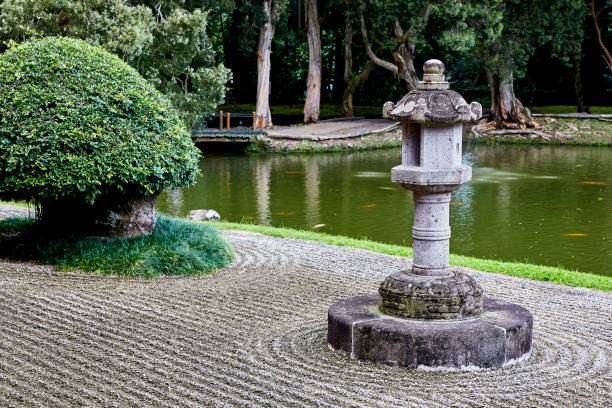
<box><xmin>157</xmin><ymin>144</ymin><xmax>612</xmax><ymax>277</ymax></box>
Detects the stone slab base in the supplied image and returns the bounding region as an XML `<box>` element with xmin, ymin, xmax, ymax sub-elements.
<box><xmin>328</xmin><ymin>295</ymin><xmax>532</xmax><ymax>369</ymax></box>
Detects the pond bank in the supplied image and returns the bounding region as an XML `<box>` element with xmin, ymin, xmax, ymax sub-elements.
<box><xmin>250</xmin><ymin>115</ymin><xmax>612</xmax><ymax>153</ymax></box>
<box><xmin>470</xmin><ymin>116</ymin><xmax>612</xmax><ymax>146</ymax></box>
<box><xmin>253</xmin><ymin>118</ymin><xmax>402</xmax><ymax>153</ymax></box>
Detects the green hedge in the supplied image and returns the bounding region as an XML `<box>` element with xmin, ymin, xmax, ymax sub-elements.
<box><xmin>0</xmin><ymin>37</ymin><xmax>200</xmax><ymax>204</ymax></box>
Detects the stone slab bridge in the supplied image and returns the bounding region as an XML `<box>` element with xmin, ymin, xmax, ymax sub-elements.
<box><xmin>0</xmin><ymin>204</ymin><xmax>610</xmax><ymax>407</ymax></box>
<box><xmin>192</xmin><ymin>118</ymin><xmax>399</xmax><ymax>144</ymax></box>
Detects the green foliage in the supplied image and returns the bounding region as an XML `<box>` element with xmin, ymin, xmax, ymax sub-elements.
<box><xmin>137</xmin><ymin>8</ymin><xmax>232</xmax><ymax>128</ymax></box>
<box><xmin>0</xmin><ymin>0</ymin><xmax>154</xmax><ymax>63</ymax></box>
<box><xmin>358</xmin><ymin>1</ymin><xmax>488</xmax><ymax>64</ymax></box>
<box><xmin>220</xmin><ymin>103</ymin><xmax>382</xmax><ymax>117</ymax></box>
<box><xmin>431</xmin><ymin>0</ymin><xmax>503</xmax><ymax>55</ymax></box>
<box><xmin>0</xmin><ymin>214</ymin><xmax>234</xmax><ymax>278</ymax></box>
<box><xmin>228</xmin><ymin>0</ymin><xmax>291</xmax><ymax>57</ymax></box>
<box><xmin>246</xmin><ymin>0</ymin><xmax>291</xmax><ymax>23</ymax></box>
<box><xmin>0</xmin><ymin>37</ymin><xmax>200</xmax><ymax>204</ymax></box>
<box><xmin>461</xmin><ymin>0</ymin><xmax>575</xmax><ymax>81</ymax></box>
<box><xmin>542</xmin><ymin>0</ymin><xmax>588</xmax><ymax>64</ymax></box>
<box><xmin>0</xmin><ymin>0</ymin><xmax>232</xmax><ymax>127</ymax></box>
<box><xmin>362</xmin><ymin>0</ymin><xmax>443</xmax><ymax>51</ymax></box>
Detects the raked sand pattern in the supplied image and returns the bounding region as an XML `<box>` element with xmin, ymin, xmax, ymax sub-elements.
<box><xmin>0</xmin><ymin>206</ymin><xmax>610</xmax><ymax>407</ymax></box>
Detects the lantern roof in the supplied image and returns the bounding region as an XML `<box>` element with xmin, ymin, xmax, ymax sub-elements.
<box><xmin>383</xmin><ymin>59</ymin><xmax>482</xmax><ymax>124</ymax></box>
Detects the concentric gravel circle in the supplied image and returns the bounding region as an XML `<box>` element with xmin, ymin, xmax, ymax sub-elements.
<box><xmin>0</xmin><ymin>214</ymin><xmax>610</xmax><ymax>407</ymax></box>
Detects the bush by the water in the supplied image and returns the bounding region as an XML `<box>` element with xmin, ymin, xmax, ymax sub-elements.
<box><xmin>0</xmin><ymin>214</ymin><xmax>233</xmax><ymax>278</ymax></box>
<box><xmin>0</xmin><ymin>37</ymin><xmax>200</xmax><ymax>205</ymax></box>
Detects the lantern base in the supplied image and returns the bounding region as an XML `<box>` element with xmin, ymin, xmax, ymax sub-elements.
<box><xmin>328</xmin><ymin>296</ymin><xmax>532</xmax><ymax>369</ymax></box>
<box><xmin>378</xmin><ymin>271</ymin><xmax>483</xmax><ymax>319</ymax></box>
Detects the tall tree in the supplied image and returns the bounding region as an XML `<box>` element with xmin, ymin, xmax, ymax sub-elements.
<box><xmin>254</xmin><ymin>0</ymin><xmax>288</xmax><ymax>127</ymax></box>
<box><xmin>303</xmin><ymin>0</ymin><xmax>321</xmax><ymax>123</ymax></box>
<box><xmin>477</xmin><ymin>0</ymin><xmax>605</xmax><ymax>128</ymax></box>
<box><xmin>463</xmin><ymin>0</ymin><xmax>540</xmax><ymax>129</ymax></box>
<box><xmin>256</xmin><ymin>1</ymin><xmax>275</xmax><ymax>127</ymax></box>
<box><xmin>342</xmin><ymin>60</ymin><xmax>375</xmax><ymax>117</ymax></box>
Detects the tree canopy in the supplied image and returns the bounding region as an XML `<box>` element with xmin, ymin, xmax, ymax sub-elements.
<box><xmin>0</xmin><ymin>0</ymin><xmax>231</xmax><ymax>127</ymax></box>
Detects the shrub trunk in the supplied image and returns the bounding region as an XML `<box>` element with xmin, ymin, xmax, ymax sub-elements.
<box><xmin>39</xmin><ymin>193</ymin><xmax>158</xmax><ymax>238</ymax></box>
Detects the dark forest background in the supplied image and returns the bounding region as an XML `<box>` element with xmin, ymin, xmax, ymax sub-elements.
<box><xmin>219</xmin><ymin>0</ymin><xmax>610</xmax><ymax>109</ymax></box>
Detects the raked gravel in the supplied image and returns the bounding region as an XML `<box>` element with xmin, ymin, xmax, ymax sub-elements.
<box><xmin>0</xmin><ymin>205</ymin><xmax>610</xmax><ymax>407</ymax></box>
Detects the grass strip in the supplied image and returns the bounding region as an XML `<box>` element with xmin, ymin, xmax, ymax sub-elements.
<box><xmin>0</xmin><ymin>200</ymin><xmax>32</xmax><ymax>208</ymax></box>
<box><xmin>0</xmin><ymin>214</ymin><xmax>234</xmax><ymax>278</ymax></box>
<box><xmin>209</xmin><ymin>221</ymin><xmax>611</xmax><ymax>292</ymax></box>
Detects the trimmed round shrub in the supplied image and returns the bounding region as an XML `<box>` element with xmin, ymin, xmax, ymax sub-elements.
<box><xmin>0</xmin><ymin>37</ymin><xmax>200</xmax><ymax>205</ymax></box>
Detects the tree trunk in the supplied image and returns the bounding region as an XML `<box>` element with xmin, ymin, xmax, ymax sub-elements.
<box><xmin>393</xmin><ymin>42</ymin><xmax>419</xmax><ymax>91</ymax></box>
<box><xmin>304</xmin><ymin>0</ymin><xmax>322</xmax><ymax>123</ymax></box>
<box><xmin>256</xmin><ymin>1</ymin><xmax>275</xmax><ymax>127</ymax></box>
<box><xmin>573</xmin><ymin>54</ymin><xmax>589</xmax><ymax>113</ymax></box>
<box><xmin>486</xmin><ymin>68</ymin><xmax>538</xmax><ymax>129</ymax></box>
<box><xmin>342</xmin><ymin>60</ymin><xmax>374</xmax><ymax>117</ymax></box>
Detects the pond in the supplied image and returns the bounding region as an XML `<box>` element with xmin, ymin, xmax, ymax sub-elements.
<box><xmin>157</xmin><ymin>144</ymin><xmax>612</xmax><ymax>277</ymax></box>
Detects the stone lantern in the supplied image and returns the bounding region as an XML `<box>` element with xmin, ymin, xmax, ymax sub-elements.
<box><xmin>327</xmin><ymin>59</ymin><xmax>533</xmax><ymax>369</ymax></box>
